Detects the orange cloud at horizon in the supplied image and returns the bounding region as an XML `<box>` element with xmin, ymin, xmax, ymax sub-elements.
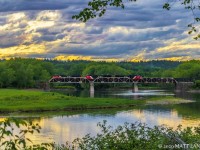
<box><xmin>54</xmin><ymin>55</ymin><xmax>92</xmax><ymax>61</ymax></box>
<box><xmin>53</xmin><ymin>55</ymin><xmax>122</xmax><ymax>62</ymax></box>
<box><xmin>0</xmin><ymin>44</ymin><xmax>46</xmax><ymax>59</ymax></box>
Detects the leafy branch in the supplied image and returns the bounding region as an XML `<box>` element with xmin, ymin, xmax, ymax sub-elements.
<box><xmin>73</xmin><ymin>0</ymin><xmax>200</xmax><ymax>39</ymax></box>
<box><xmin>72</xmin><ymin>0</ymin><xmax>137</xmax><ymax>22</ymax></box>
<box><xmin>0</xmin><ymin>118</ymin><xmax>53</xmax><ymax>150</ymax></box>
<box><xmin>163</xmin><ymin>0</ymin><xmax>200</xmax><ymax>39</ymax></box>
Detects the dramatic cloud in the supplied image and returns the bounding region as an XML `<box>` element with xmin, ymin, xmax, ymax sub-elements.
<box><xmin>0</xmin><ymin>0</ymin><xmax>199</xmax><ymax>61</ymax></box>
<box><xmin>0</xmin><ymin>0</ymin><xmax>88</xmax><ymax>12</ymax></box>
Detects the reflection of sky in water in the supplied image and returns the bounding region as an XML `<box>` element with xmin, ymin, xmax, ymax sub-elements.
<box><xmin>114</xmin><ymin>90</ymin><xmax>175</xmax><ymax>96</ymax></box>
<box><xmin>27</xmin><ymin>108</ymin><xmax>200</xmax><ymax>144</ymax></box>
<box><xmin>1</xmin><ymin>90</ymin><xmax>199</xmax><ymax>145</ymax></box>
<box><xmin>62</xmin><ymin>89</ymin><xmax>175</xmax><ymax>98</ymax></box>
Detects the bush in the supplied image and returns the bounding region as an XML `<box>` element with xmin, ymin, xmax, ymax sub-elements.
<box><xmin>0</xmin><ymin>119</ymin><xmax>200</xmax><ymax>150</ymax></box>
<box><xmin>70</xmin><ymin>121</ymin><xmax>200</xmax><ymax>150</ymax></box>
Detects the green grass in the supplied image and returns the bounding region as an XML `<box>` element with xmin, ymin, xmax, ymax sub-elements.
<box><xmin>0</xmin><ymin>89</ymin><xmax>191</xmax><ymax>113</ymax></box>
<box><xmin>0</xmin><ymin>89</ymin><xmax>144</xmax><ymax>112</ymax></box>
<box><xmin>52</xmin><ymin>85</ymin><xmax>76</xmax><ymax>90</ymax></box>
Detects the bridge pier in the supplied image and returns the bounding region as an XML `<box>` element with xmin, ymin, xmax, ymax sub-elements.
<box><xmin>175</xmin><ymin>82</ymin><xmax>194</xmax><ymax>92</ymax></box>
<box><xmin>90</xmin><ymin>81</ymin><xmax>94</xmax><ymax>98</ymax></box>
<box><xmin>132</xmin><ymin>83</ymin><xmax>138</xmax><ymax>92</ymax></box>
<box><xmin>43</xmin><ymin>82</ymin><xmax>50</xmax><ymax>91</ymax></box>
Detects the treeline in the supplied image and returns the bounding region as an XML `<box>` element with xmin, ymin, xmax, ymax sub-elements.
<box><xmin>150</xmin><ymin>60</ymin><xmax>200</xmax><ymax>80</ymax></box>
<box><xmin>0</xmin><ymin>58</ymin><xmax>199</xmax><ymax>88</ymax></box>
<box><xmin>0</xmin><ymin>58</ymin><xmax>54</xmax><ymax>88</ymax></box>
<box><xmin>50</xmin><ymin>59</ymin><xmax>181</xmax><ymax>77</ymax></box>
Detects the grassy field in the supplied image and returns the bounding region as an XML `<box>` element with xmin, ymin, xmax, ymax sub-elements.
<box><xmin>0</xmin><ymin>89</ymin><xmax>192</xmax><ymax>113</ymax></box>
<box><xmin>0</xmin><ymin>89</ymin><xmax>143</xmax><ymax>112</ymax></box>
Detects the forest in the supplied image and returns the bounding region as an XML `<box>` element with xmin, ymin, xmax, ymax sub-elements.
<box><xmin>0</xmin><ymin>58</ymin><xmax>199</xmax><ymax>88</ymax></box>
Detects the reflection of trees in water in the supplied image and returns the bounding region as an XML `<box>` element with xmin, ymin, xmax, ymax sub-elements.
<box><xmin>175</xmin><ymin>91</ymin><xmax>200</xmax><ymax>102</ymax></box>
<box><xmin>174</xmin><ymin>92</ymin><xmax>200</xmax><ymax>119</ymax></box>
<box><xmin>175</xmin><ymin>91</ymin><xmax>194</xmax><ymax>100</ymax></box>
<box><xmin>174</xmin><ymin>103</ymin><xmax>200</xmax><ymax>119</ymax></box>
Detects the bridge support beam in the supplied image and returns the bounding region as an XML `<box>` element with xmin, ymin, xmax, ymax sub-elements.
<box><xmin>132</xmin><ymin>83</ymin><xmax>138</xmax><ymax>92</ymax></box>
<box><xmin>90</xmin><ymin>81</ymin><xmax>94</xmax><ymax>98</ymax></box>
<box><xmin>43</xmin><ymin>82</ymin><xmax>50</xmax><ymax>91</ymax></box>
<box><xmin>175</xmin><ymin>82</ymin><xmax>194</xmax><ymax>92</ymax></box>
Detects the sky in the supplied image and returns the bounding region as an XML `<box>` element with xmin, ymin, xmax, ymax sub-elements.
<box><xmin>0</xmin><ymin>0</ymin><xmax>200</xmax><ymax>61</ymax></box>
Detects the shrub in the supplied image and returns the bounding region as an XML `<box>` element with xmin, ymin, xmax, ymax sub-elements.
<box><xmin>0</xmin><ymin>119</ymin><xmax>200</xmax><ymax>150</ymax></box>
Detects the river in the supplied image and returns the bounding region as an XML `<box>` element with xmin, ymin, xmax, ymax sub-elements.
<box><xmin>1</xmin><ymin>89</ymin><xmax>200</xmax><ymax>144</ymax></box>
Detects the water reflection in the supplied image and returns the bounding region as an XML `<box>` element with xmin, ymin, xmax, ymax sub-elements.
<box><xmin>1</xmin><ymin>89</ymin><xmax>200</xmax><ymax>145</ymax></box>
<box><xmin>55</xmin><ymin>89</ymin><xmax>175</xmax><ymax>99</ymax></box>
<box><xmin>24</xmin><ymin>107</ymin><xmax>200</xmax><ymax>144</ymax></box>
<box><xmin>114</xmin><ymin>90</ymin><xmax>175</xmax><ymax>96</ymax></box>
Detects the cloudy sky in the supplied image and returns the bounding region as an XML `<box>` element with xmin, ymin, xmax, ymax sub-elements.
<box><xmin>0</xmin><ymin>0</ymin><xmax>199</xmax><ymax>61</ymax></box>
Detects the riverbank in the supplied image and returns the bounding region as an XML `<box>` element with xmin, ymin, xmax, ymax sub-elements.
<box><xmin>0</xmin><ymin>89</ymin><xmax>194</xmax><ymax>113</ymax></box>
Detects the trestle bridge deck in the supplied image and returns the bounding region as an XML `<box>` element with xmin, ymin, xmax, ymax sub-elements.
<box><xmin>49</xmin><ymin>76</ymin><xmax>193</xmax><ymax>84</ymax></box>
